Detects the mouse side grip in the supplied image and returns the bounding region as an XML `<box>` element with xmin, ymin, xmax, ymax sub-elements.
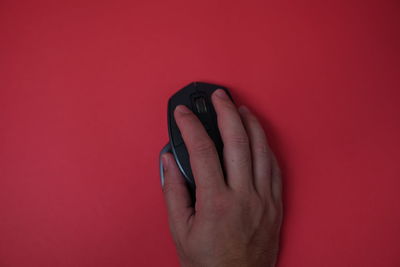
<box><xmin>159</xmin><ymin>143</ymin><xmax>172</xmax><ymax>187</ymax></box>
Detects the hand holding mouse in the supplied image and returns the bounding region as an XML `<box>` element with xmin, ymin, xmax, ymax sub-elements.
<box><xmin>161</xmin><ymin>89</ymin><xmax>283</xmax><ymax>267</ymax></box>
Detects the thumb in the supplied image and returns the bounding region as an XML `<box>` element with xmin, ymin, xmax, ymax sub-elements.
<box><xmin>161</xmin><ymin>153</ymin><xmax>193</xmax><ymax>238</ymax></box>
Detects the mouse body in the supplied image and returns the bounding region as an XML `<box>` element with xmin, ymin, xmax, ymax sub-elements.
<box><xmin>160</xmin><ymin>82</ymin><xmax>233</xmax><ymax>200</ymax></box>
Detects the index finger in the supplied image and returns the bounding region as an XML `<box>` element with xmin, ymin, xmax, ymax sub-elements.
<box><xmin>174</xmin><ymin>105</ymin><xmax>226</xmax><ymax>196</ymax></box>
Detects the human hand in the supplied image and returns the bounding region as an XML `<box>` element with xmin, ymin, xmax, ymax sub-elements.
<box><xmin>161</xmin><ymin>89</ymin><xmax>282</xmax><ymax>267</ymax></box>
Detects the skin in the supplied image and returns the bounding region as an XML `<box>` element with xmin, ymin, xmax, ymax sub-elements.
<box><xmin>161</xmin><ymin>89</ymin><xmax>282</xmax><ymax>267</ymax></box>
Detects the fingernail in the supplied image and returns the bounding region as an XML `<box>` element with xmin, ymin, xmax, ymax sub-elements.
<box><xmin>214</xmin><ymin>89</ymin><xmax>228</xmax><ymax>99</ymax></box>
<box><xmin>238</xmin><ymin>105</ymin><xmax>250</xmax><ymax>114</ymax></box>
<box><xmin>175</xmin><ymin>105</ymin><xmax>191</xmax><ymax>114</ymax></box>
<box><xmin>161</xmin><ymin>154</ymin><xmax>168</xmax><ymax>172</ymax></box>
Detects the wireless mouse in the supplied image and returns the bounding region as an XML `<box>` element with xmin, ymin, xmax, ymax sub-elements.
<box><xmin>159</xmin><ymin>82</ymin><xmax>233</xmax><ymax>201</ymax></box>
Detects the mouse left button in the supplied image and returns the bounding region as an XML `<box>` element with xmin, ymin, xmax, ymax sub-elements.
<box><xmin>171</xmin><ymin>125</ymin><xmax>184</xmax><ymax>146</ymax></box>
<box><xmin>159</xmin><ymin>143</ymin><xmax>172</xmax><ymax>187</ymax></box>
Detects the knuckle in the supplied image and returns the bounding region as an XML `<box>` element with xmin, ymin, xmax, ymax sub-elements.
<box><xmin>226</xmin><ymin>133</ymin><xmax>249</xmax><ymax>146</ymax></box>
<box><xmin>248</xmin><ymin>197</ymin><xmax>265</xmax><ymax>224</ymax></box>
<box><xmin>209</xmin><ymin>195</ymin><xmax>230</xmax><ymax>215</ymax></box>
<box><xmin>254</xmin><ymin>142</ymin><xmax>270</xmax><ymax>157</ymax></box>
<box><xmin>191</xmin><ymin>139</ymin><xmax>215</xmax><ymax>156</ymax></box>
<box><xmin>230</xmin><ymin>152</ymin><xmax>252</xmax><ymax>168</ymax></box>
<box><xmin>265</xmin><ymin>202</ymin><xmax>282</xmax><ymax>225</ymax></box>
<box><xmin>274</xmin><ymin>166</ymin><xmax>282</xmax><ymax>179</ymax></box>
<box><xmin>272</xmin><ymin>158</ymin><xmax>282</xmax><ymax>177</ymax></box>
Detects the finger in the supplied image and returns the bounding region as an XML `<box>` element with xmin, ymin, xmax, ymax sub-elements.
<box><xmin>271</xmin><ymin>154</ymin><xmax>283</xmax><ymax>205</ymax></box>
<box><xmin>211</xmin><ymin>89</ymin><xmax>253</xmax><ymax>191</ymax></box>
<box><xmin>174</xmin><ymin>105</ymin><xmax>226</xmax><ymax>195</ymax></box>
<box><xmin>162</xmin><ymin>153</ymin><xmax>194</xmax><ymax>237</ymax></box>
<box><xmin>238</xmin><ymin>105</ymin><xmax>273</xmax><ymax>200</ymax></box>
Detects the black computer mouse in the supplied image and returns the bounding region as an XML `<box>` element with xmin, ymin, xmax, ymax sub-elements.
<box><xmin>159</xmin><ymin>82</ymin><xmax>233</xmax><ymax>201</ymax></box>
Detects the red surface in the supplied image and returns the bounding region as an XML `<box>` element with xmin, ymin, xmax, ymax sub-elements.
<box><xmin>1</xmin><ymin>0</ymin><xmax>399</xmax><ymax>266</ymax></box>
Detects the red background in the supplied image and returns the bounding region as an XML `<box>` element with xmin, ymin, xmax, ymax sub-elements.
<box><xmin>1</xmin><ymin>0</ymin><xmax>399</xmax><ymax>266</ymax></box>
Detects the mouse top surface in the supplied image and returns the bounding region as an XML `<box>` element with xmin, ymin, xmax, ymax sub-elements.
<box><xmin>166</xmin><ymin>82</ymin><xmax>232</xmax><ymax>191</ymax></box>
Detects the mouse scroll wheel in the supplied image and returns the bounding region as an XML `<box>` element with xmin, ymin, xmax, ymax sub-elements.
<box><xmin>194</xmin><ymin>96</ymin><xmax>208</xmax><ymax>114</ymax></box>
